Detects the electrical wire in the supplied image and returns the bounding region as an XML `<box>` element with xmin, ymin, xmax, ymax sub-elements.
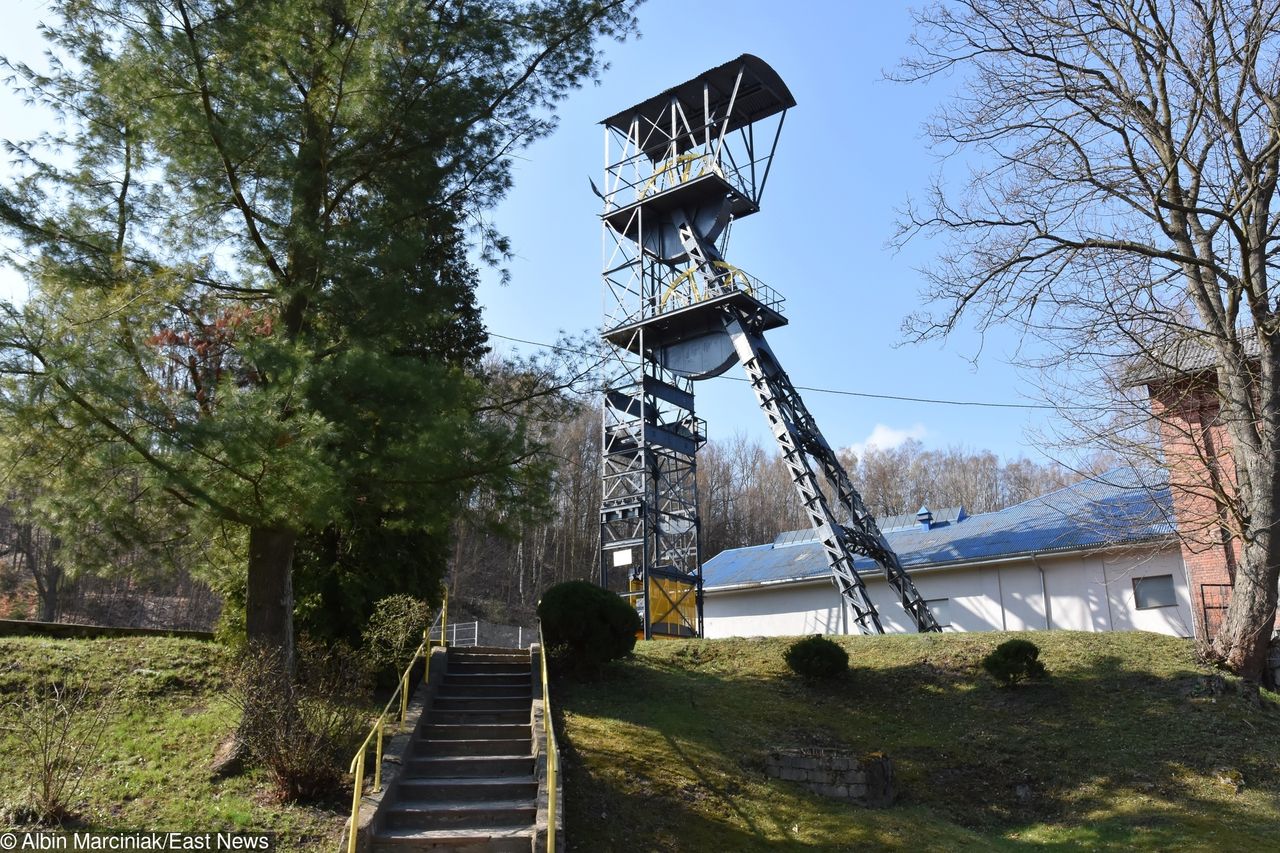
<box><xmin>487</xmin><ymin>331</ymin><xmax>1061</xmax><ymax>411</ymax></box>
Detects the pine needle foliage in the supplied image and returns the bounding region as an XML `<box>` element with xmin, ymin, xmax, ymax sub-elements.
<box><xmin>0</xmin><ymin>0</ymin><xmax>639</xmax><ymax>719</ymax></box>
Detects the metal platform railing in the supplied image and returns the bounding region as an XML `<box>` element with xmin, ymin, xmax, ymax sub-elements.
<box><xmin>603</xmin><ymin>149</ymin><xmax>768</xmax><ymax>210</ymax></box>
<box><xmin>654</xmin><ymin>262</ymin><xmax>785</xmax><ymax>316</ymax></box>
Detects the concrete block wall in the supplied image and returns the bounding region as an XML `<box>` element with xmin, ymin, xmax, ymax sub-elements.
<box><xmin>764</xmin><ymin>748</ymin><xmax>894</xmax><ymax>807</ymax></box>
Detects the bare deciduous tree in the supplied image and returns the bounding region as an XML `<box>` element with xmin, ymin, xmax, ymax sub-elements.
<box><xmin>895</xmin><ymin>0</ymin><xmax>1280</xmax><ymax>680</ymax></box>
<box><xmin>0</xmin><ymin>505</ymin><xmax>64</xmax><ymax>623</ymax></box>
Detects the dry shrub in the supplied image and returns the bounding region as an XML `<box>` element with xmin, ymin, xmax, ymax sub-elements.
<box><xmin>0</xmin><ymin>679</ymin><xmax>115</xmax><ymax>824</ymax></box>
<box><xmin>361</xmin><ymin>595</ymin><xmax>430</xmax><ymax>684</ymax></box>
<box><xmin>229</xmin><ymin>639</ymin><xmax>370</xmax><ymax>803</ymax></box>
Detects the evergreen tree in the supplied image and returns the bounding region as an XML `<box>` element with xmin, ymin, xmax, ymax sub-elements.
<box><xmin>0</xmin><ymin>0</ymin><xmax>637</xmax><ymax>718</ymax></box>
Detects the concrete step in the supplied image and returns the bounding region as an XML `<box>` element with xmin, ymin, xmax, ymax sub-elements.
<box><xmin>421</xmin><ymin>723</ymin><xmax>530</xmax><ymax>741</ymax></box>
<box><xmin>415</xmin><ymin>737</ymin><xmax>531</xmax><ymax>757</ymax></box>
<box><xmin>435</xmin><ymin>683</ymin><xmax>532</xmax><ymax>699</ymax></box>
<box><xmin>446</xmin><ymin>661</ymin><xmax>531</xmax><ymax>675</ymax></box>
<box><xmin>434</xmin><ymin>695</ymin><xmax>530</xmax><ymax>711</ymax></box>
<box><xmin>449</xmin><ymin>646</ymin><xmax>528</xmax><ymax>657</ymax></box>
<box><xmin>405</xmin><ymin>754</ymin><xmax>535</xmax><ymax>779</ymax></box>
<box><xmin>449</xmin><ymin>648</ymin><xmax>529</xmax><ymax>660</ymax></box>
<box><xmin>395</xmin><ymin>776</ymin><xmax>538</xmax><ymax>803</ymax></box>
<box><xmin>429</xmin><ymin>709</ymin><xmax>528</xmax><ymax>726</ymax></box>
<box><xmin>442</xmin><ymin>673</ymin><xmax>531</xmax><ymax>688</ymax></box>
<box><xmin>372</xmin><ymin>825</ymin><xmax>534</xmax><ymax>853</ymax></box>
<box><xmin>383</xmin><ymin>798</ymin><xmax>537</xmax><ymax>831</ymax></box>
<box><xmin>448</xmin><ymin>653</ymin><xmax>529</xmax><ymax>662</ymax></box>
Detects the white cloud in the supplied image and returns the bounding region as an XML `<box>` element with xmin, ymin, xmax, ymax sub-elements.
<box><xmin>846</xmin><ymin>423</ymin><xmax>928</xmax><ymax>458</ymax></box>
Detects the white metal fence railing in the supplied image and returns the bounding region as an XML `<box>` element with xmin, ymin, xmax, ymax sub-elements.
<box><xmin>428</xmin><ymin>619</ymin><xmax>531</xmax><ymax>649</ymax></box>
<box><xmin>428</xmin><ymin>620</ymin><xmax>477</xmax><ymax>647</ymax></box>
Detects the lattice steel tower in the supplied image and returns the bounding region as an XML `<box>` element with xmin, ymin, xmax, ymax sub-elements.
<box><xmin>598</xmin><ymin>55</ymin><xmax>941</xmax><ymax>639</ymax></box>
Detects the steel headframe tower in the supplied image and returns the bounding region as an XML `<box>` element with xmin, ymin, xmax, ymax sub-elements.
<box><xmin>598</xmin><ymin>55</ymin><xmax>941</xmax><ymax>639</ymax></box>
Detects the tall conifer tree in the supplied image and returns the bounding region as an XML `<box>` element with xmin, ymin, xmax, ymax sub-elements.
<box><xmin>0</xmin><ymin>0</ymin><xmax>636</xmax><ymax>712</ymax></box>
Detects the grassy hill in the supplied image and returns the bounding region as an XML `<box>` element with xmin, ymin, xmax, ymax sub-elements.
<box><xmin>4</xmin><ymin>630</ymin><xmax>1276</xmax><ymax>851</ymax></box>
<box><xmin>556</xmin><ymin>631</ymin><xmax>1280</xmax><ymax>852</ymax></box>
<box><xmin>0</xmin><ymin>636</ymin><xmax>346</xmax><ymax>849</ymax></box>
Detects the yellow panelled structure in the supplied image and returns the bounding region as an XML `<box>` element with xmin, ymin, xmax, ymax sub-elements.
<box><xmin>630</xmin><ymin>574</ymin><xmax>699</xmax><ymax>639</ymax></box>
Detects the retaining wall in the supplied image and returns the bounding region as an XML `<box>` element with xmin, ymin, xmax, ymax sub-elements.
<box><xmin>764</xmin><ymin>747</ymin><xmax>895</xmax><ymax>807</ymax></box>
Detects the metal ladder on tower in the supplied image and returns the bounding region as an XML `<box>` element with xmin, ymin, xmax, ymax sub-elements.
<box><xmin>723</xmin><ymin>310</ymin><xmax>942</xmax><ymax>635</ymax></box>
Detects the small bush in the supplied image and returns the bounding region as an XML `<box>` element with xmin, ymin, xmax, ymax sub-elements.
<box><xmin>982</xmin><ymin>638</ymin><xmax>1048</xmax><ymax>687</ymax></box>
<box><xmin>230</xmin><ymin>639</ymin><xmax>369</xmax><ymax>802</ymax></box>
<box><xmin>0</xmin><ymin>678</ymin><xmax>115</xmax><ymax>824</ymax></box>
<box><xmin>538</xmin><ymin>581</ymin><xmax>641</xmax><ymax>675</ymax></box>
<box><xmin>362</xmin><ymin>595</ymin><xmax>431</xmax><ymax>683</ymax></box>
<box><xmin>785</xmin><ymin>634</ymin><xmax>849</xmax><ymax>679</ymax></box>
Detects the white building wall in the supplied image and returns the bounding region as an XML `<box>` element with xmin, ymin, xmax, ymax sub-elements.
<box><xmin>1040</xmin><ymin>555</ymin><xmax>1095</xmax><ymax>631</ymax></box>
<box><xmin>1101</xmin><ymin>548</ymin><xmax>1195</xmax><ymax>636</ymax></box>
<box><xmin>702</xmin><ymin>543</ymin><xmax>1194</xmax><ymax>639</ymax></box>
<box><xmin>701</xmin><ymin>581</ymin><xmax>846</xmax><ymax>639</ymax></box>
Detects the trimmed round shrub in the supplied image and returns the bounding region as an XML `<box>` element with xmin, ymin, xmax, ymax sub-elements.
<box><xmin>785</xmin><ymin>634</ymin><xmax>848</xmax><ymax>679</ymax></box>
<box><xmin>982</xmin><ymin>638</ymin><xmax>1048</xmax><ymax>687</ymax></box>
<box><xmin>537</xmin><ymin>581</ymin><xmax>642</xmax><ymax>674</ymax></box>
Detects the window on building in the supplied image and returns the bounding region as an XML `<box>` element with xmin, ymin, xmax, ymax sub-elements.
<box><xmin>925</xmin><ymin>598</ymin><xmax>952</xmax><ymax>629</ymax></box>
<box><xmin>1133</xmin><ymin>574</ymin><xmax>1177</xmax><ymax>609</ymax></box>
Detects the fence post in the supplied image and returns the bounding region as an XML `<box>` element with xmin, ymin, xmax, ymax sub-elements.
<box><xmin>348</xmin><ymin>751</ymin><xmax>365</xmax><ymax>853</ymax></box>
<box><xmin>373</xmin><ymin>718</ymin><xmax>384</xmax><ymax>792</ymax></box>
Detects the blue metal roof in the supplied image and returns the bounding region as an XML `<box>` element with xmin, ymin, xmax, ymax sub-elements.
<box><xmin>702</xmin><ymin>468</ymin><xmax>1176</xmax><ymax>590</ymax></box>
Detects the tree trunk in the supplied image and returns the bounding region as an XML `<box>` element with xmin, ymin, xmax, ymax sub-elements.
<box><xmin>1213</xmin><ymin>540</ymin><xmax>1279</xmax><ymax>683</ymax></box>
<box><xmin>215</xmin><ymin>526</ymin><xmax>298</xmax><ymax>778</ymax></box>
<box><xmin>36</xmin><ymin>581</ymin><xmax>58</xmax><ymax>622</ymax></box>
<box><xmin>245</xmin><ymin>526</ymin><xmax>298</xmax><ymax>675</ymax></box>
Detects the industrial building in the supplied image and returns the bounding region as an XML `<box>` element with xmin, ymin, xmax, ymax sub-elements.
<box><xmin>701</xmin><ymin>470</ymin><xmax>1196</xmax><ymax>639</ymax></box>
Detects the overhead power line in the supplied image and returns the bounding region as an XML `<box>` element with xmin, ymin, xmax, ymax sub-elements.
<box><xmin>487</xmin><ymin>331</ymin><xmax>1060</xmax><ymax>411</ymax></box>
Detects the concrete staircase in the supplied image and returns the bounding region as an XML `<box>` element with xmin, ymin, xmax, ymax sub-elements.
<box><xmin>372</xmin><ymin>647</ymin><xmax>538</xmax><ymax>852</ymax></box>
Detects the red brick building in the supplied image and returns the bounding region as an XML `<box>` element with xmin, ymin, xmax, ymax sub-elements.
<box><xmin>1145</xmin><ymin>372</ymin><xmax>1245</xmax><ymax>640</ymax></box>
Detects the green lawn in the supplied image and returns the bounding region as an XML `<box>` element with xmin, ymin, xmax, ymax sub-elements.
<box><xmin>0</xmin><ymin>636</ymin><xmax>348</xmax><ymax>851</ymax></box>
<box><xmin>557</xmin><ymin>631</ymin><xmax>1280</xmax><ymax>851</ymax></box>
<box><xmin>4</xmin><ymin>630</ymin><xmax>1275</xmax><ymax>851</ymax></box>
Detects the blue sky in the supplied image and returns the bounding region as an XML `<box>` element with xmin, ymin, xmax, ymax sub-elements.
<box><xmin>0</xmin><ymin>0</ymin><xmax>1059</xmax><ymax>463</ymax></box>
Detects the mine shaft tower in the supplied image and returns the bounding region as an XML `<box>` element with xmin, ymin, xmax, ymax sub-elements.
<box><xmin>598</xmin><ymin>55</ymin><xmax>941</xmax><ymax>639</ymax></box>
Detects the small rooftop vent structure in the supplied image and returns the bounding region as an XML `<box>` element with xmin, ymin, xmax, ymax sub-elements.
<box><xmin>597</xmin><ymin>55</ymin><xmax>940</xmax><ymax>639</ymax></box>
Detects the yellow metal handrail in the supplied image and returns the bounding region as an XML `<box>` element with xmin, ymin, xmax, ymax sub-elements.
<box><xmin>538</xmin><ymin>624</ymin><xmax>560</xmax><ymax>852</ymax></box>
<box><xmin>346</xmin><ymin>592</ymin><xmax>448</xmax><ymax>853</ymax></box>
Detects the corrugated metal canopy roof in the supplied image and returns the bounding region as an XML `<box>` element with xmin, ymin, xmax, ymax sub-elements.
<box><xmin>703</xmin><ymin>469</ymin><xmax>1176</xmax><ymax>591</ymax></box>
<box><xmin>601</xmin><ymin>54</ymin><xmax>795</xmax><ymax>158</ymax></box>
